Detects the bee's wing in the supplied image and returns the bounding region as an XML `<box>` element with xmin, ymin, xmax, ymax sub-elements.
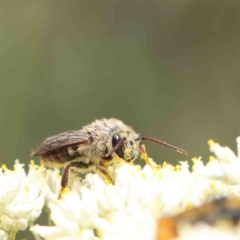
<box><xmin>30</xmin><ymin>129</ymin><xmax>91</xmax><ymax>156</ymax></box>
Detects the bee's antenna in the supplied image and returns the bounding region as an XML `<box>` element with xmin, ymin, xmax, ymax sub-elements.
<box><xmin>105</xmin><ymin>137</ymin><xmax>127</xmax><ymax>158</ymax></box>
<box><xmin>141</xmin><ymin>137</ymin><xmax>188</xmax><ymax>155</ymax></box>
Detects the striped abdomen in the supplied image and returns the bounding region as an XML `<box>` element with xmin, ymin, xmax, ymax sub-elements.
<box><xmin>40</xmin><ymin>146</ymin><xmax>81</xmax><ymax>166</ymax></box>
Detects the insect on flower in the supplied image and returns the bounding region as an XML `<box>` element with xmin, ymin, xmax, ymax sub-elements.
<box><xmin>30</xmin><ymin>118</ymin><xmax>187</xmax><ymax>197</ymax></box>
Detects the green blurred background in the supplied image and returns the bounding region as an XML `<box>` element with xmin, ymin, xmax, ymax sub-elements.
<box><xmin>1</xmin><ymin>0</ymin><xmax>240</xmax><ymax>238</ymax></box>
<box><xmin>1</xmin><ymin>0</ymin><xmax>240</xmax><ymax>167</ymax></box>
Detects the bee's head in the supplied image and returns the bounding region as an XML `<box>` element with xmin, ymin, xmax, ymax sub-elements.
<box><xmin>105</xmin><ymin>130</ymin><xmax>188</xmax><ymax>162</ymax></box>
<box><xmin>106</xmin><ymin>132</ymin><xmax>141</xmax><ymax>162</ymax></box>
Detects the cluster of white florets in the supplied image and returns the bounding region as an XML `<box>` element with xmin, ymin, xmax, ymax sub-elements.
<box><xmin>1</xmin><ymin>137</ymin><xmax>240</xmax><ymax>240</ymax></box>
<box><xmin>0</xmin><ymin>161</ymin><xmax>44</xmax><ymax>240</ymax></box>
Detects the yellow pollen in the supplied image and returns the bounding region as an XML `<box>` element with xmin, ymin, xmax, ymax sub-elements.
<box><xmin>209</xmin><ymin>156</ymin><xmax>215</xmax><ymax>161</ymax></box>
<box><xmin>105</xmin><ymin>179</ymin><xmax>111</xmax><ymax>185</ymax></box>
<box><xmin>210</xmin><ymin>183</ymin><xmax>216</xmax><ymax>190</ymax></box>
<box><xmin>30</xmin><ymin>160</ymin><xmax>35</xmax><ymax>166</ymax></box>
<box><xmin>175</xmin><ymin>165</ymin><xmax>181</xmax><ymax>171</ymax></box>
<box><xmin>94</xmin><ymin>229</ymin><xmax>102</xmax><ymax>238</ymax></box>
<box><xmin>61</xmin><ymin>186</ymin><xmax>70</xmax><ymax>195</ymax></box>
<box><xmin>191</xmin><ymin>157</ymin><xmax>197</xmax><ymax>162</ymax></box>
<box><xmin>1</xmin><ymin>164</ymin><xmax>8</xmax><ymax>171</ymax></box>
<box><xmin>208</xmin><ymin>139</ymin><xmax>215</xmax><ymax>146</ymax></box>
<box><xmin>125</xmin><ymin>148</ymin><xmax>131</xmax><ymax>159</ymax></box>
<box><xmin>141</xmin><ymin>153</ymin><xmax>147</xmax><ymax>160</ymax></box>
<box><xmin>14</xmin><ymin>165</ymin><xmax>17</xmax><ymax>172</ymax></box>
<box><xmin>153</xmin><ymin>166</ymin><xmax>161</xmax><ymax>172</ymax></box>
<box><xmin>58</xmin><ymin>187</ymin><xmax>70</xmax><ymax>200</ymax></box>
<box><xmin>125</xmin><ymin>148</ymin><xmax>131</xmax><ymax>154</ymax></box>
<box><xmin>40</xmin><ymin>160</ymin><xmax>45</xmax><ymax>168</ymax></box>
<box><xmin>163</xmin><ymin>162</ymin><xmax>167</xmax><ymax>168</ymax></box>
<box><xmin>185</xmin><ymin>202</ymin><xmax>193</xmax><ymax>210</ymax></box>
<box><xmin>141</xmin><ymin>144</ymin><xmax>146</xmax><ymax>150</ymax></box>
<box><xmin>25</xmin><ymin>185</ymin><xmax>29</xmax><ymax>192</ymax></box>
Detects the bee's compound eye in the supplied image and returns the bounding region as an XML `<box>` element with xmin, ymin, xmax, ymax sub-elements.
<box><xmin>112</xmin><ymin>134</ymin><xmax>121</xmax><ymax>147</ymax></box>
<box><xmin>112</xmin><ymin>133</ymin><xmax>124</xmax><ymax>159</ymax></box>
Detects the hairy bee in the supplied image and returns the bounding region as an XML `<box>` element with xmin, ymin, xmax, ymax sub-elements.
<box><xmin>30</xmin><ymin>118</ymin><xmax>187</xmax><ymax>197</ymax></box>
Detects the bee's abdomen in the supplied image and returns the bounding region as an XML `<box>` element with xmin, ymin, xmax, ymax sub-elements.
<box><xmin>41</xmin><ymin>146</ymin><xmax>81</xmax><ymax>164</ymax></box>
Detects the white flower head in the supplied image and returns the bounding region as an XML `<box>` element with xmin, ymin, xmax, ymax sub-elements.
<box><xmin>0</xmin><ymin>160</ymin><xmax>44</xmax><ymax>239</ymax></box>
<box><xmin>2</xmin><ymin>136</ymin><xmax>240</xmax><ymax>239</ymax></box>
<box><xmin>31</xmin><ymin>163</ymin><xmax>159</xmax><ymax>240</ymax></box>
<box><xmin>31</xmin><ymin>155</ymin><xmax>239</xmax><ymax>240</ymax></box>
<box><xmin>196</xmin><ymin>139</ymin><xmax>240</xmax><ymax>185</ymax></box>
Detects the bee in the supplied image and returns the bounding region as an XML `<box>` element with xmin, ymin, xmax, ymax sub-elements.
<box><xmin>30</xmin><ymin>118</ymin><xmax>187</xmax><ymax>197</ymax></box>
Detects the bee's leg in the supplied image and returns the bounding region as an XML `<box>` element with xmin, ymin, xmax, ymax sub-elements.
<box><xmin>58</xmin><ymin>162</ymin><xmax>72</xmax><ymax>199</ymax></box>
<box><xmin>95</xmin><ymin>160</ymin><xmax>114</xmax><ymax>185</ymax></box>
<box><xmin>140</xmin><ymin>145</ymin><xmax>160</xmax><ymax>169</ymax></box>
<box><xmin>59</xmin><ymin>161</ymin><xmax>90</xmax><ymax>199</ymax></box>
